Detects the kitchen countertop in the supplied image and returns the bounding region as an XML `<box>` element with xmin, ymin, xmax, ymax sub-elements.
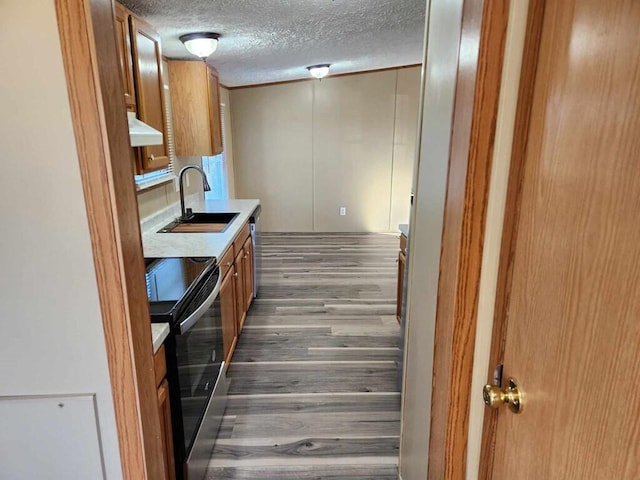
<box><xmin>399</xmin><ymin>223</ymin><xmax>409</xmax><ymax>237</ymax></box>
<box><xmin>141</xmin><ymin>198</ymin><xmax>260</xmax><ymax>259</ymax></box>
<box><xmin>151</xmin><ymin>323</ymin><xmax>170</xmax><ymax>354</ymax></box>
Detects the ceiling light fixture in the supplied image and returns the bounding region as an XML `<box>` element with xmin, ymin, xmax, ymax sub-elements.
<box><xmin>307</xmin><ymin>64</ymin><xmax>331</xmax><ymax>79</ymax></box>
<box><xmin>179</xmin><ymin>32</ymin><xmax>221</xmax><ymax>59</ymax></box>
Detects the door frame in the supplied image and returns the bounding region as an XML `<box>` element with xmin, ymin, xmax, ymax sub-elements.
<box><xmin>420</xmin><ymin>0</ymin><xmax>511</xmax><ymax>478</ymax></box>
<box><xmin>55</xmin><ymin>0</ymin><xmax>164</xmax><ymax>478</ymax></box>
<box><xmin>476</xmin><ymin>0</ymin><xmax>545</xmax><ymax>476</ymax></box>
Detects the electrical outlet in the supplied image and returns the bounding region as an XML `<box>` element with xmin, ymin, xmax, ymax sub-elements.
<box><xmin>339</xmin><ymin>207</ymin><xmax>347</xmax><ymax>216</ymax></box>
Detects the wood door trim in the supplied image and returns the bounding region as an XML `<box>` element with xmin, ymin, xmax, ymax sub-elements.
<box><xmin>55</xmin><ymin>0</ymin><xmax>165</xmax><ymax>478</ymax></box>
<box><xmin>427</xmin><ymin>0</ymin><xmax>510</xmax><ymax>478</ymax></box>
<box><xmin>477</xmin><ymin>1</ymin><xmax>546</xmax><ymax>477</ymax></box>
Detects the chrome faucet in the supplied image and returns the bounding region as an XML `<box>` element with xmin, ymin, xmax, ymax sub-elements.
<box><xmin>178</xmin><ymin>165</ymin><xmax>211</xmax><ymax>221</ymax></box>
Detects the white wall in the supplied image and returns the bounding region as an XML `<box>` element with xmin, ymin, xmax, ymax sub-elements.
<box><xmin>231</xmin><ymin>67</ymin><xmax>421</xmax><ymax>232</ymax></box>
<box><xmin>0</xmin><ymin>1</ymin><xmax>122</xmax><ymax>478</ymax></box>
<box><xmin>399</xmin><ymin>1</ymin><xmax>464</xmax><ymax>479</ymax></box>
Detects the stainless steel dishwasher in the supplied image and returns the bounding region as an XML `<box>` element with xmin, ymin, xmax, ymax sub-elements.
<box><xmin>249</xmin><ymin>205</ymin><xmax>261</xmax><ymax>298</ymax></box>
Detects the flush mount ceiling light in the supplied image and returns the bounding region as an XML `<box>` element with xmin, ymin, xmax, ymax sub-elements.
<box><xmin>179</xmin><ymin>32</ymin><xmax>221</xmax><ymax>59</ymax></box>
<box><xmin>307</xmin><ymin>64</ymin><xmax>331</xmax><ymax>79</ymax></box>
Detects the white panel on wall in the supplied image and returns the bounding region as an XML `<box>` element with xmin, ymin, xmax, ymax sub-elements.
<box><xmin>313</xmin><ymin>71</ymin><xmax>397</xmax><ymax>232</ymax></box>
<box><xmin>0</xmin><ymin>395</ymin><xmax>105</xmax><ymax>479</ymax></box>
<box><xmin>390</xmin><ymin>67</ymin><xmax>422</xmax><ymax>230</ymax></box>
<box><xmin>231</xmin><ymin>82</ymin><xmax>314</xmax><ymax>232</ymax></box>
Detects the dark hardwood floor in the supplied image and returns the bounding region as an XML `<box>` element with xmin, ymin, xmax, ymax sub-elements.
<box><xmin>206</xmin><ymin>233</ymin><xmax>401</xmax><ymax>480</ymax></box>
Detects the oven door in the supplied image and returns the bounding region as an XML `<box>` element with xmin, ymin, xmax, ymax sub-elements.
<box><xmin>173</xmin><ymin>273</ymin><xmax>228</xmax><ymax>480</ymax></box>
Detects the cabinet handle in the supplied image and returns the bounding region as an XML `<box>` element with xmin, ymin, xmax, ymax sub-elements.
<box><xmin>233</xmin><ymin>272</ymin><xmax>238</xmax><ymax>277</ymax></box>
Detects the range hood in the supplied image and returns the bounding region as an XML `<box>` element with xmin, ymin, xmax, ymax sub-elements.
<box><xmin>127</xmin><ymin>111</ymin><xmax>163</xmax><ymax>147</ymax></box>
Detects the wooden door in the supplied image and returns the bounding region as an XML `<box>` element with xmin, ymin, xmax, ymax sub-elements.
<box><xmin>242</xmin><ymin>236</ymin><xmax>254</xmax><ymax>311</ymax></box>
<box><xmin>114</xmin><ymin>3</ymin><xmax>136</xmax><ymax>110</ymax></box>
<box><xmin>234</xmin><ymin>250</ymin><xmax>246</xmax><ymax>333</ymax></box>
<box><xmin>130</xmin><ymin>16</ymin><xmax>169</xmax><ymax>173</ymax></box>
<box><xmin>482</xmin><ymin>1</ymin><xmax>640</xmax><ymax>478</ymax></box>
<box><xmin>207</xmin><ymin>67</ymin><xmax>223</xmax><ymax>155</ymax></box>
<box><xmin>220</xmin><ymin>270</ymin><xmax>236</xmax><ymax>366</ymax></box>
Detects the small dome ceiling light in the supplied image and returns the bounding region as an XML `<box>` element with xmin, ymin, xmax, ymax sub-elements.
<box><xmin>179</xmin><ymin>32</ymin><xmax>221</xmax><ymax>59</ymax></box>
<box><xmin>307</xmin><ymin>64</ymin><xmax>331</xmax><ymax>79</ymax></box>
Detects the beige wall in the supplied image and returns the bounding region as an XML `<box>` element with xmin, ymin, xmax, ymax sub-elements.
<box><xmin>0</xmin><ymin>0</ymin><xmax>122</xmax><ymax>477</ymax></box>
<box><xmin>391</xmin><ymin>67</ymin><xmax>422</xmax><ymax>229</ymax></box>
<box><xmin>231</xmin><ymin>67</ymin><xmax>421</xmax><ymax>232</ymax></box>
<box><xmin>232</xmin><ymin>81</ymin><xmax>315</xmax><ymax>231</ymax></box>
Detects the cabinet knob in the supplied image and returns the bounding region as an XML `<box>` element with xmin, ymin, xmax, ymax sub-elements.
<box><xmin>225</xmin><ymin>262</ymin><xmax>232</xmax><ymax>267</ymax></box>
<box><xmin>148</xmin><ymin>154</ymin><xmax>155</xmax><ymax>162</ymax></box>
<box><xmin>233</xmin><ymin>272</ymin><xmax>238</xmax><ymax>277</ymax></box>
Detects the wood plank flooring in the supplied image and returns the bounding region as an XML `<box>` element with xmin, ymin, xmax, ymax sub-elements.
<box><xmin>206</xmin><ymin>233</ymin><xmax>401</xmax><ymax>479</ymax></box>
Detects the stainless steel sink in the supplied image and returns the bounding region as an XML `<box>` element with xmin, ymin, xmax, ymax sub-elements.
<box><xmin>158</xmin><ymin>212</ymin><xmax>240</xmax><ymax>233</ymax></box>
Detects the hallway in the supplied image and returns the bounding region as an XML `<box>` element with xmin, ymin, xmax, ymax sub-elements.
<box><xmin>206</xmin><ymin>233</ymin><xmax>402</xmax><ymax>479</ymax></box>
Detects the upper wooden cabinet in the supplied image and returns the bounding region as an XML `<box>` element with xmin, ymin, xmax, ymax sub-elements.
<box><xmin>169</xmin><ymin>61</ymin><xmax>224</xmax><ymax>156</ymax></box>
<box><xmin>114</xmin><ymin>3</ymin><xmax>136</xmax><ymax>111</ymax></box>
<box><xmin>208</xmin><ymin>68</ymin><xmax>224</xmax><ymax>155</ymax></box>
<box><xmin>130</xmin><ymin>16</ymin><xmax>170</xmax><ymax>173</ymax></box>
<box><xmin>113</xmin><ymin>3</ymin><xmax>170</xmax><ymax>174</ymax></box>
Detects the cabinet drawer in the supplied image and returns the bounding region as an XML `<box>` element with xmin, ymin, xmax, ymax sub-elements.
<box><xmin>400</xmin><ymin>233</ymin><xmax>407</xmax><ymax>255</ymax></box>
<box><xmin>233</xmin><ymin>222</ymin><xmax>251</xmax><ymax>256</ymax></box>
<box><xmin>219</xmin><ymin>246</ymin><xmax>234</xmax><ymax>279</ymax></box>
<box><xmin>153</xmin><ymin>344</ymin><xmax>167</xmax><ymax>388</ymax></box>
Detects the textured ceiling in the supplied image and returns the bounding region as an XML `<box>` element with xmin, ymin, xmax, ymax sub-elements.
<box><xmin>119</xmin><ymin>0</ymin><xmax>426</xmax><ymax>87</ymax></box>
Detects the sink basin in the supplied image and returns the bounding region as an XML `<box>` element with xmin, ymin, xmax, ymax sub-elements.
<box><xmin>158</xmin><ymin>212</ymin><xmax>240</xmax><ymax>233</ymax></box>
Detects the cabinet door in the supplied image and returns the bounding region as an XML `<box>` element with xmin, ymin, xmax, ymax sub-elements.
<box><xmin>114</xmin><ymin>3</ymin><xmax>136</xmax><ymax>110</ymax></box>
<box><xmin>220</xmin><ymin>271</ymin><xmax>237</xmax><ymax>365</ymax></box>
<box><xmin>157</xmin><ymin>379</ymin><xmax>175</xmax><ymax>480</ymax></box>
<box><xmin>169</xmin><ymin>61</ymin><xmax>213</xmax><ymax>156</ymax></box>
<box><xmin>234</xmin><ymin>250</ymin><xmax>246</xmax><ymax>333</ymax></box>
<box><xmin>130</xmin><ymin>16</ymin><xmax>169</xmax><ymax>173</ymax></box>
<box><xmin>207</xmin><ymin>67</ymin><xmax>223</xmax><ymax>155</ymax></box>
<box><xmin>242</xmin><ymin>236</ymin><xmax>254</xmax><ymax>311</ymax></box>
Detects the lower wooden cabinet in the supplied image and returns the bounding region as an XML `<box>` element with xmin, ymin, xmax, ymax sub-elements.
<box><xmin>154</xmin><ymin>345</ymin><xmax>175</xmax><ymax>480</ymax></box>
<box><xmin>234</xmin><ymin>248</ymin><xmax>246</xmax><ymax>334</ymax></box>
<box><xmin>219</xmin><ymin>221</ymin><xmax>255</xmax><ymax>368</ymax></box>
<box><xmin>157</xmin><ymin>378</ymin><xmax>175</xmax><ymax>480</ymax></box>
<box><xmin>220</xmin><ymin>269</ymin><xmax>237</xmax><ymax>365</ymax></box>
<box><xmin>243</xmin><ymin>236</ymin><xmax>254</xmax><ymax>312</ymax></box>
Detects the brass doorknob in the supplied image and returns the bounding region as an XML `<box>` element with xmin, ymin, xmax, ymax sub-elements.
<box><xmin>483</xmin><ymin>377</ymin><xmax>525</xmax><ymax>414</ymax></box>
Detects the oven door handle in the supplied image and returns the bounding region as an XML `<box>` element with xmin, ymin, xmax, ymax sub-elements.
<box><xmin>178</xmin><ymin>272</ymin><xmax>222</xmax><ymax>335</ymax></box>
